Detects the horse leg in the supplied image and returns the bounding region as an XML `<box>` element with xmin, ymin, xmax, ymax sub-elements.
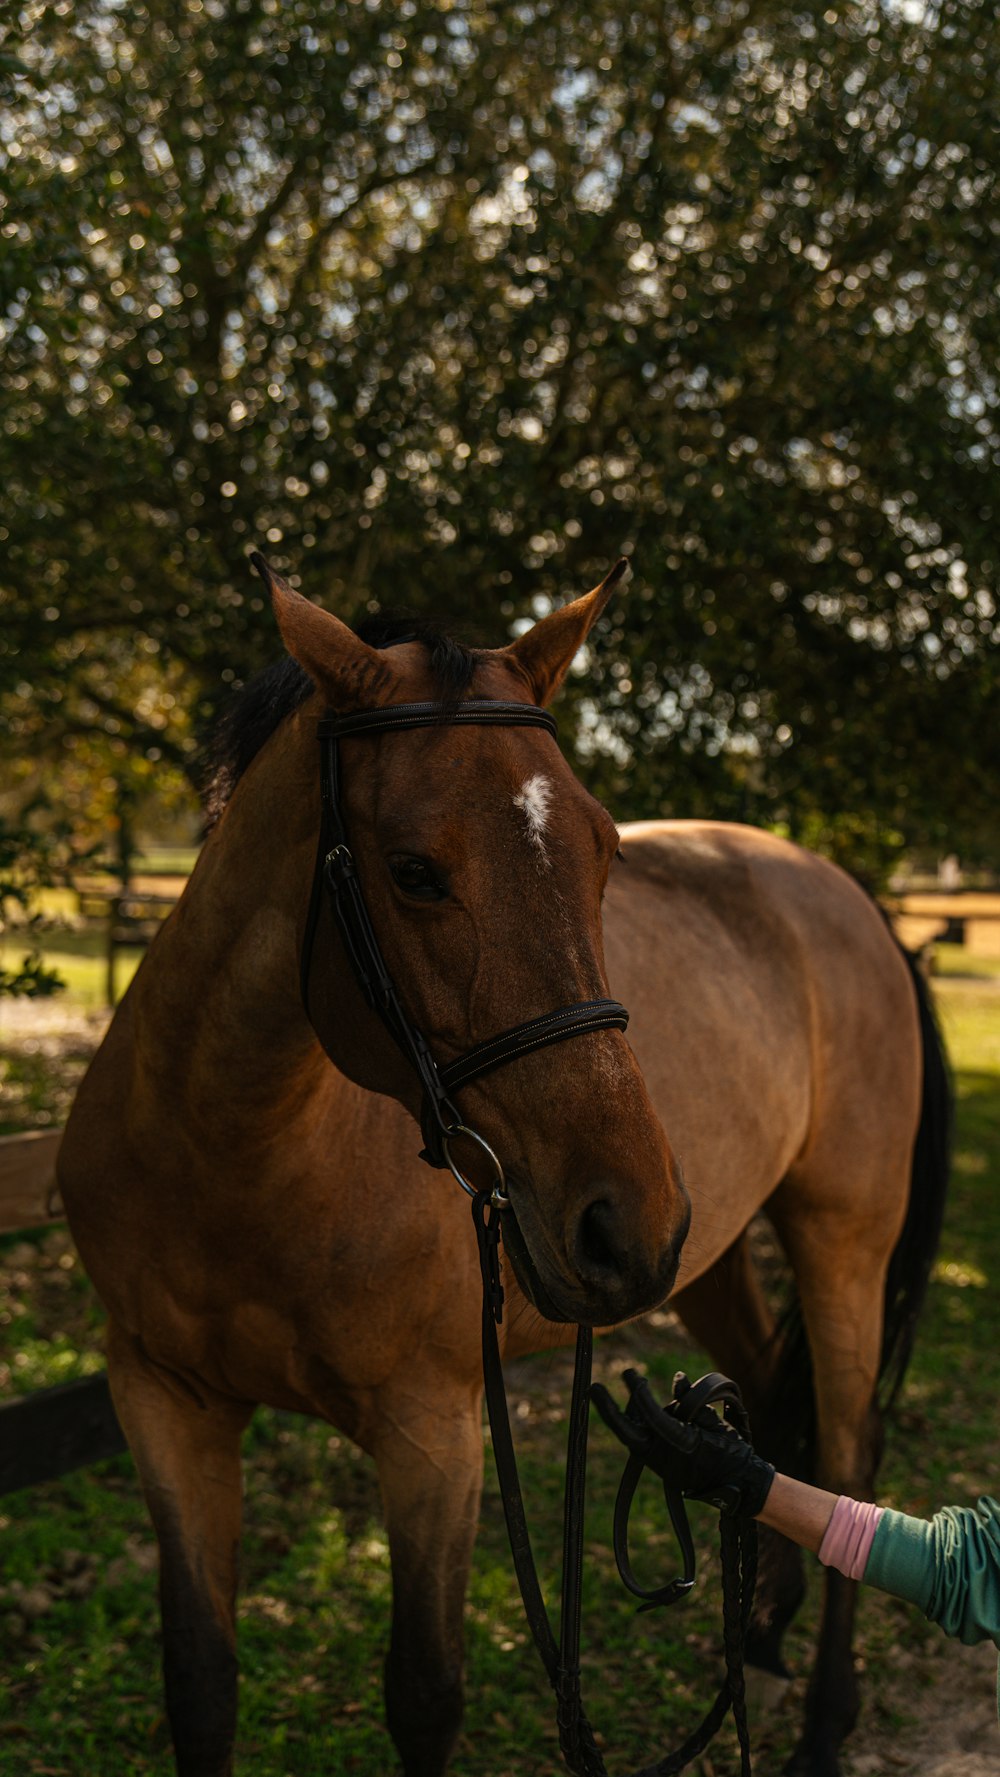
<box><xmin>768</xmin><ymin>1189</ymin><xmax>897</xmax><ymax>1777</ymax></box>
<box><xmin>106</xmin><ymin>1320</ymin><xmax>253</xmax><ymax>1777</ymax></box>
<box><xmin>671</xmin><ymin>1232</ymin><xmax>807</xmax><ymax>1676</ymax></box>
<box><xmin>369</xmin><ymin>1376</ymin><xmax>484</xmax><ymax>1777</ymax></box>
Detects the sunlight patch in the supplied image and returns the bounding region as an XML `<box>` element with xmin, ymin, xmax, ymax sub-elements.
<box><xmin>932</xmin><ymin>1257</ymin><xmax>987</xmax><ymax>1289</ymax></box>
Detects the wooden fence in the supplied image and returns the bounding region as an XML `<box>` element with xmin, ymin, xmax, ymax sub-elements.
<box><xmin>75</xmin><ymin>874</ymin><xmax>185</xmax><ymax>1006</ymax></box>
<box><xmin>892</xmin><ymin>891</ymin><xmax>1000</xmax><ymax>960</ymax></box>
<box><xmin>0</xmin><ymin>1129</ymin><xmax>125</xmax><ymax>1495</ymax></box>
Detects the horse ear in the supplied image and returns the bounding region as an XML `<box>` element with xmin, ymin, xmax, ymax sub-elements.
<box><xmin>250</xmin><ymin>554</ymin><xmax>401</xmax><ymax>709</ymax></box>
<box><xmin>503</xmin><ymin>558</ymin><xmax>629</xmax><ymax>707</ymax></box>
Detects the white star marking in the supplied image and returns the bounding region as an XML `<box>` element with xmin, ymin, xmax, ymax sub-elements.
<box><xmin>513</xmin><ymin>773</ymin><xmax>554</xmax><ymax>856</ymax></box>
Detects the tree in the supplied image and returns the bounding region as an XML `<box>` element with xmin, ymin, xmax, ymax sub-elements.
<box><xmin>1</xmin><ymin>0</ymin><xmax>998</xmax><ymax>894</ymax></box>
<box><xmin>0</xmin><ymin>815</ymin><xmax>71</xmax><ymax>996</ymax></box>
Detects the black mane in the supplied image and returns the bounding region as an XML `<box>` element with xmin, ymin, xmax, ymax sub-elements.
<box><xmin>201</xmin><ymin>614</ymin><xmax>481</xmax><ymax>829</ymax></box>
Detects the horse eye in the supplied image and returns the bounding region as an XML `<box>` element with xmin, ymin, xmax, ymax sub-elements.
<box><xmin>389</xmin><ymin>855</ymin><xmax>447</xmax><ymax>901</ymax></box>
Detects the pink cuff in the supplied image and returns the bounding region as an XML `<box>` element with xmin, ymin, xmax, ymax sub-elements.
<box><xmin>818</xmin><ymin>1497</ymin><xmax>884</xmax><ymax>1582</ymax></box>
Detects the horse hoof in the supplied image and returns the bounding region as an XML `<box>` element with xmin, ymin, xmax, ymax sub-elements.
<box><xmin>744</xmin><ymin>1629</ymin><xmax>794</xmax><ymax>1679</ymax></box>
<box><xmin>745</xmin><ymin>1646</ymin><xmax>793</xmax><ymax>1681</ymax></box>
<box><xmin>783</xmin><ymin>1745</ymin><xmax>842</xmax><ymax>1777</ymax></box>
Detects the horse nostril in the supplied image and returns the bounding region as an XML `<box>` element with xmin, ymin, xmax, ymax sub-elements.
<box><xmin>576</xmin><ymin>1198</ymin><xmax>622</xmax><ymax>1282</ymax></box>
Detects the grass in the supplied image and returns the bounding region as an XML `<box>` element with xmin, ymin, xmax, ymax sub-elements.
<box><xmin>0</xmin><ymin>930</ymin><xmax>144</xmax><ymax>1013</ymax></box>
<box><xmin>1</xmin><ymin>847</ymin><xmax>196</xmax><ymax>1009</ymax></box>
<box><xmin>0</xmin><ymin>973</ymin><xmax>998</xmax><ymax>1773</ymax></box>
<box><xmin>932</xmin><ymin>944</ymin><xmax>1000</xmax><ymax>983</ymax></box>
<box><xmin>127</xmin><ymin>848</ymin><xmax>199</xmax><ymax>875</ymax></box>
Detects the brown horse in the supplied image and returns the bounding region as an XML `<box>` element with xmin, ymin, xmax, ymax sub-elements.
<box><xmin>57</xmin><ymin>565</ymin><xmax>949</xmax><ymax>1777</ymax></box>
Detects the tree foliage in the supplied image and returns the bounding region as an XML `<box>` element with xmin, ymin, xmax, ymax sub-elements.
<box><xmin>0</xmin><ymin>816</ymin><xmax>70</xmax><ymax>997</ymax></box>
<box><xmin>1</xmin><ymin>0</ymin><xmax>998</xmax><ymax>889</ymax></box>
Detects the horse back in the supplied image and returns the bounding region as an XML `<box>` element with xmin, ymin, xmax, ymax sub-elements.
<box><xmin>605</xmin><ymin>821</ymin><xmax>921</xmax><ymax>1289</ymax></box>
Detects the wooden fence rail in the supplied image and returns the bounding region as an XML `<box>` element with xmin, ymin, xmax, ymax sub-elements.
<box><xmin>75</xmin><ymin>878</ymin><xmax>183</xmax><ymax>1006</ymax></box>
<box><xmin>0</xmin><ymin>1128</ymin><xmax>63</xmax><ymax>1235</ymax></box>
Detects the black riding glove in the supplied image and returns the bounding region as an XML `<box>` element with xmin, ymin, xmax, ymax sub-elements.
<box><xmin>591</xmin><ymin>1369</ymin><xmax>776</xmax><ymax>1518</ymax></box>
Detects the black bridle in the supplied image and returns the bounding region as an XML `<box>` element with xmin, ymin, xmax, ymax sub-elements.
<box><xmin>300</xmin><ymin>696</ymin><xmax>630</xmax><ymax>1190</ymax></box>
<box><xmin>302</xmin><ymin>692</ymin><xmax>755</xmax><ymax>1777</ymax></box>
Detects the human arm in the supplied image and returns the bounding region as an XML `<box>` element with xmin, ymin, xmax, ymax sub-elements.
<box><xmin>866</xmin><ymin>1498</ymin><xmax>1000</xmax><ymax>1648</ymax></box>
<box><xmin>757</xmin><ymin>1471</ymin><xmax>840</xmax><ymax>1554</ymax></box>
<box><xmin>592</xmin><ymin>1372</ymin><xmax>1000</xmax><ymax>1647</ymax></box>
<box><xmin>735</xmin><ymin>1467</ymin><xmax>1000</xmax><ymax>1647</ymax></box>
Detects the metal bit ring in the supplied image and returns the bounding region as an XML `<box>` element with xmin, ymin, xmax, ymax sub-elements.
<box><xmin>442</xmin><ymin>1125</ymin><xmax>509</xmax><ymax>1208</ymax></box>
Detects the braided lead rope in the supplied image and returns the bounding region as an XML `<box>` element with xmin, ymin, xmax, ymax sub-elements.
<box><xmin>473</xmin><ymin>1195</ymin><xmax>757</xmax><ymax>1777</ymax></box>
<box><xmin>557</xmin><ymin>1327</ymin><xmax>609</xmax><ymax>1777</ymax></box>
<box><xmin>725</xmin><ymin>1515</ymin><xmax>757</xmax><ymax>1777</ymax></box>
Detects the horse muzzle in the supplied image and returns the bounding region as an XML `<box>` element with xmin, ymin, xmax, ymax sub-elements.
<box><xmin>502</xmin><ymin>1174</ymin><xmax>690</xmax><ymax>1328</ymax></box>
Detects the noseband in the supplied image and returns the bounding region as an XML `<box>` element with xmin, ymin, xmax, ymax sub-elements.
<box><xmin>301</xmin><ymin>696</ymin><xmax>629</xmax><ymax>1200</ymax></box>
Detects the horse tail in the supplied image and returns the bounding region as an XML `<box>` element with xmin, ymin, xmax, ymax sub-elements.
<box><xmin>878</xmin><ymin>942</ymin><xmax>953</xmax><ymax>1407</ymax></box>
<box><xmin>762</xmin><ymin>938</ymin><xmax>952</xmax><ymax>1477</ymax></box>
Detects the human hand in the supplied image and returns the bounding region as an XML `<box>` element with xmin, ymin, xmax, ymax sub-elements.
<box><xmin>590</xmin><ymin>1369</ymin><xmax>775</xmax><ymax>1518</ymax></box>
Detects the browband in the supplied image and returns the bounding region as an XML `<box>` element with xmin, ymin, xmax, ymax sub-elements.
<box><xmin>319</xmin><ymin>699</ymin><xmax>559</xmax><ymax>742</ymax></box>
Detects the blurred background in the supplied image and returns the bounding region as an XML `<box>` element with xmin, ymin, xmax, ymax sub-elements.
<box><xmin>2</xmin><ymin>9</ymin><xmax>1000</xmax><ymax>1775</ymax></box>
<box><xmin>2</xmin><ymin>0</ymin><xmax>999</xmax><ymax>1007</ymax></box>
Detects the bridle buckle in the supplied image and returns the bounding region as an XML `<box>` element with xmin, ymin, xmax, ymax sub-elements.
<box><xmin>324</xmin><ymin>843</ymin><xmax>356</xmax><ymax>887</ymax></box>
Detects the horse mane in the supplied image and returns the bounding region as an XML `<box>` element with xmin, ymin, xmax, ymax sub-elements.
<box><xmin>200</xmin><ymin>613</ymin><xmax>481</xmax><ymax>829</ymax></box>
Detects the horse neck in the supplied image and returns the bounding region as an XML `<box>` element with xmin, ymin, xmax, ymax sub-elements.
<box><xmin>132</xmin><ymin>706</ymin><xmax>325</xmax><ymax>1116</ymax></box>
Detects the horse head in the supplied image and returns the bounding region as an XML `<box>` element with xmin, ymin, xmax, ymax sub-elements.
<box><xmin>257</xmin><ymin>558</ymin><xmax>690</xmax><ymax>1327</ymax></box>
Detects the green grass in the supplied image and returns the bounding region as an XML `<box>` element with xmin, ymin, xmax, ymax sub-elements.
<box><xmin>128</xmin><ymin>848</ymin><xmax>199</xmax><ymax>875</ymax></box>
<box><xmin>0</xmin><ymin>976</ymin><xmax>998</xmax><ymax>1773</ymax></box>
<box><xmin>0</xmin><ymin>930</ymin><xmax>143</xmax><ymax>1013</ymax></box>
<box><xmin>8</xmin><ymin>849</ymin><xmax>196</xmax><ymax>923</ymax></box>
<box><xmin>4</xmin><ymin>940</ymin><xmax>142</xmax><ymax>1012</ymax></box>
<box><xmin>2</xmin><ymin>847</ymin><xmax>195</xmax><ymax>1006</ymax></box>
<box><xmin>931</xmin><ymin>942</ymin><xmax>1000</xmax><ymax>983</ymax></box>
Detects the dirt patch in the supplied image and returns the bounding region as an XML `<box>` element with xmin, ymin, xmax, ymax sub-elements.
<box><xmin>741</xmin><ymin>1644</ymin><xmax>1000</xmax><ymax>1775</ymax></box>
<box><xmin>0</xmin><ymin>1001</ymin><xmax>109</xmax><ymax>1135</ymax></box>
<box><xmin>841</xmin><ymin>1636</ymin><xmax>998</xmax><ymax>1774</ymax></box>
<box><xmin>850</xmin><ymin>1638</ymin><xmax>999</xmax><ymax>1774</ymax></box>
<box><xmin>0</xmin><ymin>1000</ymin><xmax>110</xmax><ymax>1044</ymax></box>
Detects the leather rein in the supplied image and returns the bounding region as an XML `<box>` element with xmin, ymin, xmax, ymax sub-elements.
<box><xmin>302</xmin><ymin>693</ymin><xmax>754</xmax><ymax>1777</ymax></box>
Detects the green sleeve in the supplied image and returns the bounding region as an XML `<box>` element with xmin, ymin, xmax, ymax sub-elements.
<box><xmin>865</xmin><ymin>1495</ymin><xmax>1000</xmax><ymax>1649</ymax></box>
